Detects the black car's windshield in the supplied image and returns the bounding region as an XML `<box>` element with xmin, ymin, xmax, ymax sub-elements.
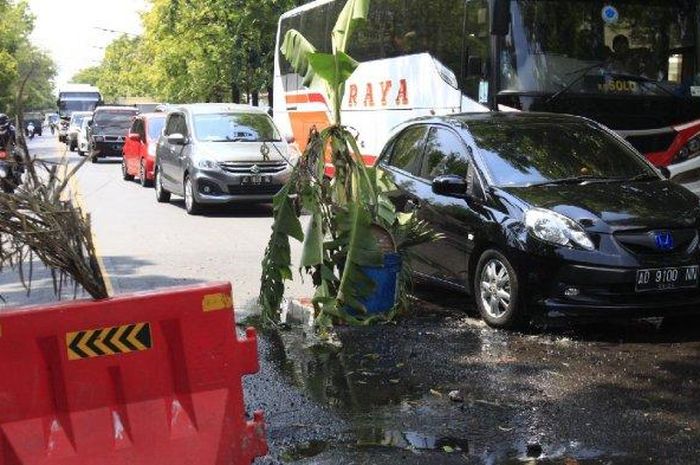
<box><xmin>500</xmin><ymin>0</ymin><xmax>698</xmax><ymax>98</ymax></box>
<box><xmin>94</xmin><ymin>111</ymin><xmax>137</xmax><ymax>128</ymax></box>
<box><xmin>469</xmin><ymin>118</ymin><xmax>658</xmax><ymax>187</ymax></box>
<box><xmin>193</xmin><ymin>113</ymin><xmax>281</xmax><ymax>142</ymax></box>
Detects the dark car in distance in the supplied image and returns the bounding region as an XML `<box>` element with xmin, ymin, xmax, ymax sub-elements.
<box><xmin>89</xmin><ymin>106</ymin><xmax>139</xmax><ymax>163</ymax></box>
<box><xmin>378</xmin><ymin>112</ymin><xmax>700</xmax><ymax>328</ymax></box>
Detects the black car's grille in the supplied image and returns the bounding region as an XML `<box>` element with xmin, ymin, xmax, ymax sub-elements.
<box><xmin>228</xmin><ymin>184</ymin><xmax>283</xmax><ymax>196</ymax></box>
<box><xmin>614</xmin><ymin>229</ymin><xmax>698</xmax><ymax>256</ymax></box>
<box><xmin>219</xmin><ymin>161</ymin><xmax>287</xmax><ymax>175</ymax></box>
<box><xmin>97</xmin><ymin>135</ymin><xmax>126</xmax><ymax>142</ymax></box>
<box><xmin>624</xmin><ymin>131</ymin><xmax>676</xmax><ymax>154</ymax></box>
<box><xmin>566</xmin><ymin>283</ymin><xmax>700</xmax><ymax>305</ymax></box>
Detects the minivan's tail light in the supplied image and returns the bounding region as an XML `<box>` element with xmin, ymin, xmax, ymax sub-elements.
<box><xmin>674</xmin><ymin>133</ymin><xmax>700</xmax><ymax>163</ymax></box>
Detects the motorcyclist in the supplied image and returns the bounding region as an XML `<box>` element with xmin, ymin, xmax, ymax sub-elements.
<box><xmin>26</xmin><ymin>121</ymin><xmax>35</xmax><ymax>139</ymax></box>
<box><xmin>0</xmin><ymin>113</ymin><xmax>25</xmax><ymax>191</ymax></box>
<box><xmin>0</xmin><ymin>113</ymin><xmax>16</xmax><ymax>152</ymax></box>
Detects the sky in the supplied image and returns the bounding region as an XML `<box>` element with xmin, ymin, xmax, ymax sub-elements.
<box><xmin>28</xmin><ymin>0</ymin><xmax>148</xmax><ymax>91</ymax></box>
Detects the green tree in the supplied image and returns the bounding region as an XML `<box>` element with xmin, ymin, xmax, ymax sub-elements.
<box><xmin>71</xmin><ymin>66</ymin><xmax>102</xmax><ymax>86</ymax></box>
<box><xmin>96</xmin><ymin>35</ymin><xmax>153</xmax><ymax>102</ymax></box>
<box><xmin>75</xmin><ymin>0</ymin><xmax>303</xmax><ymax>104</ymax></box>
<box><xmin>0</xmin><ymin>0</ymin><xmax>57</xmax><ymax>114</ymax></box>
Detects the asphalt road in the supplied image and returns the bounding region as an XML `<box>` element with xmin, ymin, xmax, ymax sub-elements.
<box><xmin>8</xmin><ymin>135</ymin><xmax>313</xmax><ymax>316</ymax></box>
<box><xmin>2</xmin><ymin>134</ymin><xmax>700</xmax><ymax>465</ymax></box>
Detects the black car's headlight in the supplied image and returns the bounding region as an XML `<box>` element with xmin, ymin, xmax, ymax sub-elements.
<box><xmin>92</xmin><ymin>135</ymin><xmax>104</xmax><ymax>142</ymax></box>
<box><xmin>524</xmin><ymin>208</ymin><xmax>595</xmax><ymax>251</ymax></box>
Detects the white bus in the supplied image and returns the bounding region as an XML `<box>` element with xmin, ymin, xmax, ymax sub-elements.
<box><xmin>274</xmin><ymin>0</ymin><xmax>700</xmax><ymax>184</ymax></box>
<box><xmin>57</xmin><ymin>84</ymin><xmax>103</xmax><ymax>120</ymax></box>
<box><xmin>273</xmin><ymin>0</ymin><xmax>488</xmax><ymax>172</ymax></box>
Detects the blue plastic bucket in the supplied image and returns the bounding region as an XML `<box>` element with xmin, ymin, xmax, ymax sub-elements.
<box><xmin>356</xmin><ymin>253</ymin><xmax>402</xmax><ymax>315</ymax></box>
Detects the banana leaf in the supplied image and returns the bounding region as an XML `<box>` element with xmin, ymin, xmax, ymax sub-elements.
<box><xmin>259</xmin><ymin>180</ymin><xmax>305</xmax><ymax>324</ymax></box>
<box><xmin>332</xmin><ymin>0</ymin><xmax>371</xmax><ymax>53</ymax></box>
<box><xmin>334</xmin><ymin>172</ymin><xmax>384</xmax><ymax>313</ymax></box>
<box><xmin>281</xmin><ymin>29</ymin><xmax>318</xmax><ymax>88</ymax></box>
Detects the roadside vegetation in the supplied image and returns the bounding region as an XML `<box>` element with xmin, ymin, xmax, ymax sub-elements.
<box><xmin>72</xmin><ymin>0</ymin><xmax>304</xmax><ymax>104</ymax></box>
<box><xmin>0</xmin><ymin>0</ymin><xmax>56</xmax><ymax>114</ymax></box>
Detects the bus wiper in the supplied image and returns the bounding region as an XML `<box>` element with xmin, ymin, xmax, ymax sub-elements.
<box><xmin>545</xmin><ymin>61</ymin><xmax>609</xmax><ymax>106</ymax></box>
<box><xmin>529</xmin><ymin>175</ymin><xmax>611</xmax><ymax>187</ymax></box>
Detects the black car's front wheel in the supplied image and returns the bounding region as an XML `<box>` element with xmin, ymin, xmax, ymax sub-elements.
<box><xmin>474</xmin><ymin>249</ymin><xmax>525</xmax><ymax>329</ymax></box>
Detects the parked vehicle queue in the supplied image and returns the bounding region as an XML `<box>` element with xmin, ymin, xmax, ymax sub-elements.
<box><xmin>56</xmin><ymin>100</ymin><xmax>700</xmax><ymax>329</ymax></box>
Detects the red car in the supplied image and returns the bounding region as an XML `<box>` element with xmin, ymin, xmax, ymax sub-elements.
<box><xmin>121</xmin><ymin>113</ymin><xmax>166</xmax><ymax>187</ymax></box>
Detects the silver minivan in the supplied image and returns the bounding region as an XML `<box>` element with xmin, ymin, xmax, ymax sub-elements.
<box><xmin>154</xmin><ymin>104</ymin><xmax>300</xmax><ymax>215</ymax></box>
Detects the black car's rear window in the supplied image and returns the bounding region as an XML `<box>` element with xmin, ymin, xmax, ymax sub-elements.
<box><xmin>94</xmin><ymin>110</ymin><xmax>138</xmax><ymax>127</ymax></box>
<box><xmin>468</xmin><ymin>119</ymin><xmax>656</xmax><ymax>187</ymax></box>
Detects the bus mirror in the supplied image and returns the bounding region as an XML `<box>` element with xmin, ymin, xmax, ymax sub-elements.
<box><xmin>491</xmin><ymin>0</ymin><xmax>510</xmax><ymax>36</ymax></box>
<box><xmin>467</xmin><ymin>56</ymin><xmax>483</xmax><ymax>77</ymax></box>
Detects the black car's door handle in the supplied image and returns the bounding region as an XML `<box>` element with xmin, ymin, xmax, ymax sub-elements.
<box><xmin>405</xmin><ymin>199</ymin><xmax>420</xmax><ymax>212</ymax></box>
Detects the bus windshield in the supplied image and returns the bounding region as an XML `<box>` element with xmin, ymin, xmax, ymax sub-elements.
<box><xmin>59</xmin><ymin>101</ymin><xmax>99</xmax><ymax>113</ymax></box>
<box><xmin>500</xmin><ymin>0</ymin><xmax>698</xmax><ymax>98</ymax></box>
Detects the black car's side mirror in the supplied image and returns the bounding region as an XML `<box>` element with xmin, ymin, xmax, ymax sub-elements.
<box><xmin>87</xmin><ymin>120</ymin><xmax>93</xmax><ymax>127</ymax></box>
<box><xmin>432</xmin><ymin>175</ymin><xmax>468</xmax><ymax>198</ymax></box>
<box><xmin>659</xmin><ymin>166</ymin><xmax>671</xmax><ymax>179</ymax></box>
<box><xmin>167</xmin><ymin>133</ymin><xmax>187</xmax><ymax>145</ymax></box>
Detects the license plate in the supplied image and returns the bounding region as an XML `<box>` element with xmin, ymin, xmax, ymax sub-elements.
<box><xmin>635</xmin><ymin>266</ymin><xmax>699</xmax><ymax>292</ymax></box>
<box><xmin>242</xmin><ymin>175</ymin><xmax>270</xmax><ymax>185</ymax></box>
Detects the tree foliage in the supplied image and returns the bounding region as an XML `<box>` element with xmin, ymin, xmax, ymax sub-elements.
<box><xmin>71</xmin><ymin>66</ymin><xmax>102</xmax><ymax>87</ymax></box>
<box><xmin>0</xmin><ymin>0</ymin><xmax>57</xmax><ymax>113</ymax></box>
<box><xmin>73</xmin><ymin>0</ymin><xmax>304</xmax><ymax>104</ymax></box>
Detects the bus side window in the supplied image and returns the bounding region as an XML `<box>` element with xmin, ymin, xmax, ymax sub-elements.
<box><xmin>463</xmin><ymin>0</ymin><xmax>490</xmax><ymax>101</ymax></box>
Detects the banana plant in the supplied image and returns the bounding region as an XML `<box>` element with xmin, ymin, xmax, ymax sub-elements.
<box><xmin>259</xmin><ymin>0</ymin><xmax>439</xmax><ymax>327</ymax></box>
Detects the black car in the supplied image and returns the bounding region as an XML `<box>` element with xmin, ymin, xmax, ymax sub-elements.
<box><xmin>89</xmin><ymin>106</ymin><xmax>139</xmax><ymax>163</ymax></box>
<box><xmin>378</xmin><ymin>112</ymin><xmax>700</xmax><ymax>328</ymax></box>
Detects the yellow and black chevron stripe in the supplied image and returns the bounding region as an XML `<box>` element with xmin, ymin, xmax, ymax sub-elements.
<box><xmin>66</xmin><ymin>322</ymin><xmax>152</xmax><ymax>360</ymax></box>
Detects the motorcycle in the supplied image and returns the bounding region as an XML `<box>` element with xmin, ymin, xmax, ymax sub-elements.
<box><xmin>26</xmin><ymin>122</ymin><xmax>35</xmax><ymax>140</ymax></box>
<box><xmin>0</xmin><ymin>148</ymin><xmax>23</xmax><ymax>193</ymax></box>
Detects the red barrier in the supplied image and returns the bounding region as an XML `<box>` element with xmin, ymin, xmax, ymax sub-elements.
<box><xmin>0</xmin><ymin>282</ymin><xmax>267</xmax><ymax>464</ymax></box>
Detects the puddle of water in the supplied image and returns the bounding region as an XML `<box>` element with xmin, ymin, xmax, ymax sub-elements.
<box><xmin>356</xmin><ymin>428</ymin><xmax>469</xmax><ymax>452</ymax></box>
<box><xmin>269</xmin><ymin>327</ymin><xmax>424</xmax><ymax>412</ymax></box>
<box><xmin>280</xmin><ymin>440</ymin><xmax>328</xmax><ymax>462</ymax></box>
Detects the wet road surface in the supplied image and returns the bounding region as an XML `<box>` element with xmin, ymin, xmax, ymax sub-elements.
<box><xmin>252</xmin><ymin>286</ymin><xmax>700</xmax><ymax>464</ymax></box>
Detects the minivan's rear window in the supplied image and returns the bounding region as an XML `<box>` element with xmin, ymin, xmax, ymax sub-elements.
<box><xmin>469</xmin><ymin>120</ymin><xmax>656</xmax><ymax>187</ymax></box>
<box><xmin>193</xmin><ymin>113</ymin><xmax>281</xmax><ymax>142</ymax></box>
